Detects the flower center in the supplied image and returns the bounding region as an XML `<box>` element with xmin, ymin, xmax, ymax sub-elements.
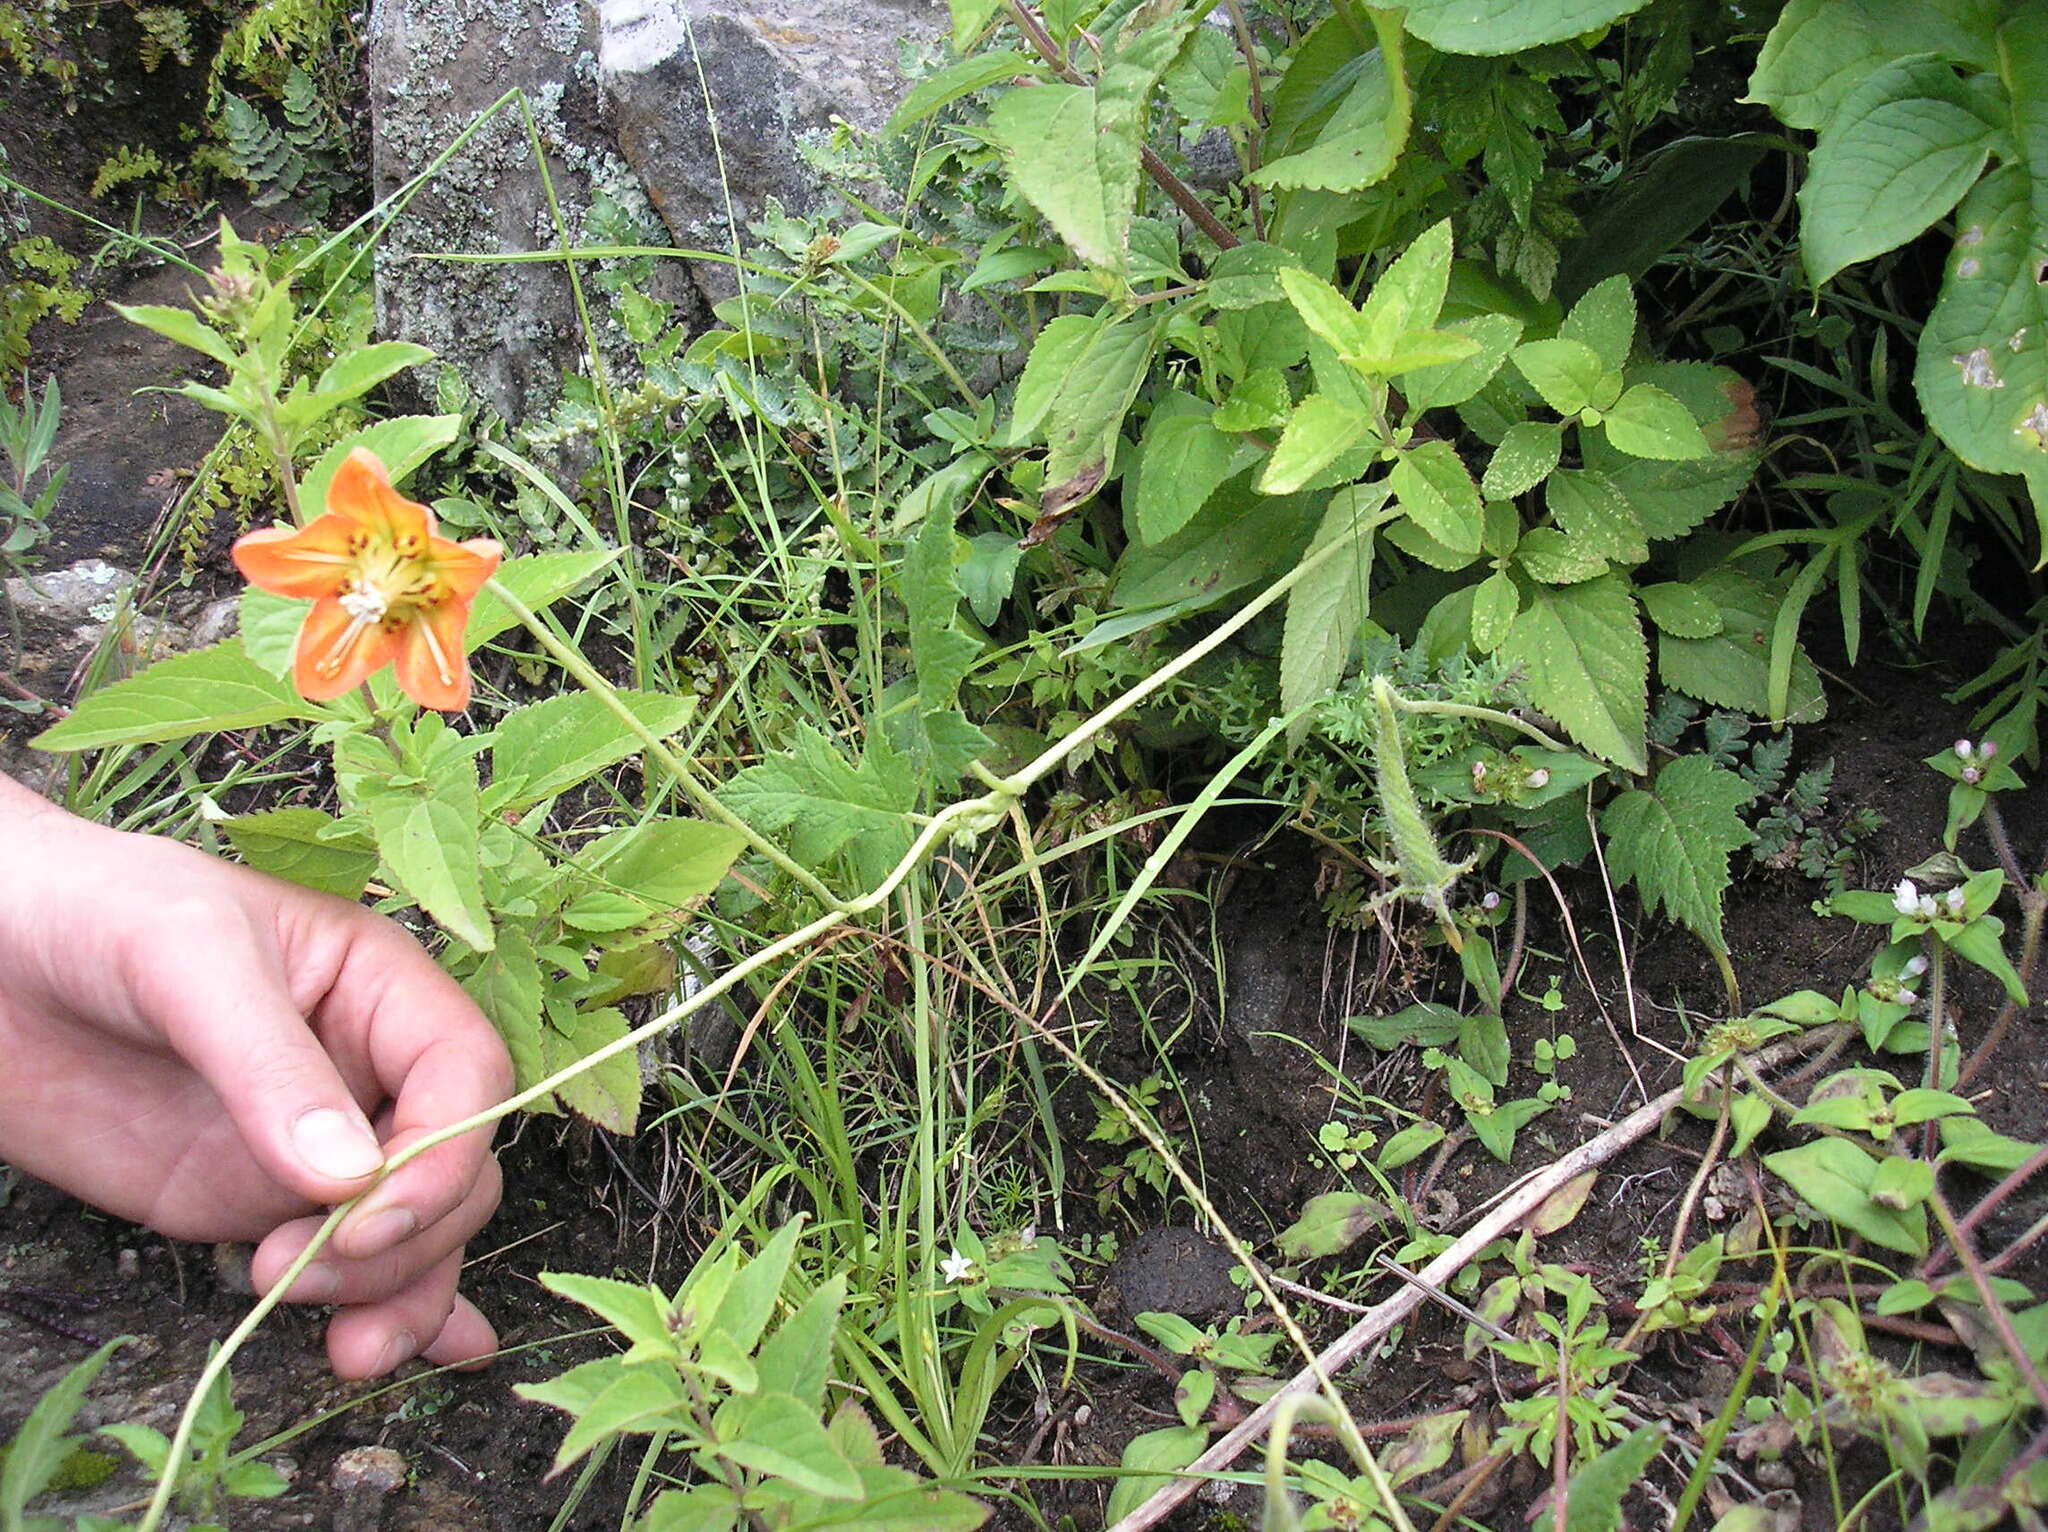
<box><xmin>338</xmin><ymin>580</ymin><xmax>390</xmax><ymax>623</ymax></box>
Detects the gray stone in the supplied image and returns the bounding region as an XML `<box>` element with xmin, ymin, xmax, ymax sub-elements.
<box><xmin>331</xmin><ymin>1444</ymin><xmax>409</xmax><ymax>1532</ymax></box>
<box><xmin>368</xmin><ymin>0</ymin><xmax>942</xmax><ymax>423</ymax></box>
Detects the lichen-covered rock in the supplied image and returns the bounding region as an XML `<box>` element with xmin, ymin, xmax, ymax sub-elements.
<box><xmin>368</xmin><ymin>0</ymin><xmax>941</xmax><ymax>422</ymax></box>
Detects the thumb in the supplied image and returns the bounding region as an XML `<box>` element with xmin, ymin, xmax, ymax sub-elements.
<box><xmin>128</xmin><ymin>905</ymin><xmax>386</xmax><ymax>1204</ymax></box>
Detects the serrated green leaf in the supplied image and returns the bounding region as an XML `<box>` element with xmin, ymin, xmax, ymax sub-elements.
<box><xmin>1560</xmin><ymin>275</ymin><xmax>1636</xmax><ymax>371</ymax></box>
<box><xmin>468</xmin><ymin>550</ymin><xmax>618</xmax><ymax>650</ymax></box>
<box><xmin>885</xmin><ymin>50</ymin><xmax>1036</xmax><ymax>135</ymax></box>
<box><xmin>1259</xmin><ymin>393</ymin><xmax>1374</xmax><ymax>494</ymax></box>
<box><xmin>1799</xmin><ymin>56</ymin><xmax>2003</xmax><ymax>285</ymax></box>
<box><xmin>1599</xmin><ymin>756</ymin><xmax>1756</xmax><ymax>955</ymax></box>
<box><xmin>491</xmin><ymin>691</ymin><xmax>698</xmax><ymax>810</ymax></box>
<box><xmin>1637</xmin><ymin>581</ymin><xmax>1723</xmax><ymax>637</ymax></box>
<box><xmin>1252</xmin><ymin>16</ymin><xmax>1407</xmax><ymax>191</ymax></box>
<box><xmin>1280</xmin><ymin>486</ymin><xmax>1390</xmax><ymax>743</ymax></box>
<box><xmin>1358</xmin><ymin>218</ymin><xmax>1456</xmax><ymax>358</ymax></box>
<box><xmin>1513</xmin><ymin>337</ymin><xmax>1608</xmax><ymax>416</ymax></box>
<box><xmin>574</xmin><ymin>819</ymin><xmax>747</xmax><ymax>917</ymax></box>
<box><xmin>1470</xmin><ymin>571</ymin><xmax>1519</xmax><ymax>653</ymax></box>
<box><xmin>546</xmin><ymin>1005</ymin><xmax>641</xmax><ymax>1133</ymax></box>
<box><xmin>359</xmin><ymin>769</ymin><xmax>492</xmax><ymax>952</ymax></box>
<box><xmin>1133</xmin><ymin>393</ymin><xmax>1259</xmax><ymax>543</ymax></box>
<box><xmin>1502</xmin><ymin>575</ymin><xmax>1646</xmax><ymax>771</ymax></box>
<box><xmin>713</xmin><ymin>1393</ymin><xmax>864</xmax><ymax>1500</ymax></box>
<box><xmin>1746</xmin><ymin>0</ymin><xmax>2000</xmax><ymax>132</ymax></box>
<box><xmin>1566</xmin><ymin>1427</ymin><xmax>1666</xmax><ymax>1532</ymax></box>
<box><xmin>722</xmin><ymin>725</ymin><xmax>916</xmax><ymax>886</ymax></box>
<box><xmin>301</xmin><ymin>414</ymin><xmax>461</xmax><ymax>518</ymax></box>
<box><xmin>1482</xmin><ymin>421</ymin><xmax>1563</xmax><ymax>499</ymax></box>
<box><xmin>309</xmin><ymin>341</ymin><xmax>433</xmax><ymax>408</ymax></box>
<box><xmin>1658</xmin><ymin>570</ymin><xmax>1827</xmax><ymax>723</ymax></box>
<box><xmin>464</xmin><ymin>926</ymin><xmax>551</xmax><ymax>1105</ymax></box>
<box><xmin>0</xmin><ymin>1339</ymin><xmax>127</xmax><ymax>1523</ymax></box>
<box><xmin>1514</xmin><ymin>526</ymin><xmax>1608</xmax><ymax>584</ymax></box>
<box><xmin>1205</xmin><ymin>244</ymin><xmax>1303</xmax><ymax>309</ymax></box>
<box><xmin>1582</xmin><ymin>362</ymin><xmax>1761</xmax><ymax>539</ymax></box>
<box><xmin>1042</xmin><ymin>313</ymin><xmax>1159</xmax><ymax>508</ymax></box>
<box><xmin>1546</xmin><ymin>468</ymin><xmax>1647</xmax><ymax>562</ymax></box>
<box><xmin>1277</xmin><ymin>1190</ymin><xmax>1390</xmax><ymax>1261</ymax></box>
<box><xmin>1392</xmin><ymin>438</ymin><xmax>1483</xmax><ymax>554</ymax></box>
<box><xmin>110</xmin><ymin>302</ymin><xmax>236</xmax><ymax>365</ymax></box>
<box><xmin>222</xmin><ymin>807</ymin><xmax>376</xmax><ymax>899</ymax></box>
<box><xmin>1404</xmin><ymin>312</ymin><xmax>1524</xmax><ymax>411</ymax></box>
<box><xmin>1603</xmin><ymin>384</ymin><xmax>1712</xmax><ymax>460</ymax></box>
<box><xmin>32</xmin><ymin>641</ymin><xmax>321</xmax><ymax>752</ymax></box>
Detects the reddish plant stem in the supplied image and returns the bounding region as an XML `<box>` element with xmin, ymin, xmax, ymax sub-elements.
<box><xmin>1928</xmin><ymin>1184</ymin><xmax>2048</xmax><ymax>1420</ymax></box>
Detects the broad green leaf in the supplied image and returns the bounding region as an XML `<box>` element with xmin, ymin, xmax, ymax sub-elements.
<box><xmin>237</xmin><ymin>587</ymin><xmax>303</xmax><ymax>676</ymax></box>
<box><xmin>573</xmin><ymin>819</ymin><xmax>748</xmax><ymax>920</ymax></box>
<box><xmin>1402</xmin><ymin>0</ymin><xmax>1650</xmax><ymax>55</ymax></box>
<box><xmin>1042</xmin><ymin>312</ymin><xmax>1159</xmax><ymax>509</ymax></box>
<box><xmin>1358</xmin><ymin>218</ymin><xmax>1456</xmax><ymax>359</ymax></box>
<box><xmin>1602</xmin><ymin>384</ymin><xmax>1712</xmax><ymax>460</ymax></box>
<box><xmin>1599</xmin><ymin>755</ymin><xmax>1756</xmax><ymax>955</ymax></box>
<box><xmin>1582</xmin><ymin>362</ymin><xmax>1761</xmax><ymax>539</ymax></box>
<box><xmin>1514</xmin><ymin>526</ymin><xmax>1608</xmax><ymax>585</ymax></box>
<box><xmin>1764</xmin><ymin>1138</ymin><xmax>1928</xmax><ymax>1254</ymax></box>
<box><xmin>545</xmin><ymin>1004</ymin><xmax>641</xmax><ymax>1132</ymax></box>
<box><xmin>463</xmin><ymin>926</ymin><xmax>551</xmax><ymax>1103</ymax></box>
<box><xmin>308</xmin><ymin>341</ymin><xmax>434</xmax><ymax>408</ymax></box>
<box><xmin>222</xmin><ymin>807</ymin><xmax>376</xmax><ymax>899</ymax></box>
<box><xmin>1403</xmin><ymin>312</ymin><xmax>1523</xmax><ymax>411</ymax></box>
<box><xmin>1470</xmin><ymin>571</ymin><xmax>1519</xmax><ymax>653</ymax></box>
<box><xmin>301</xmin><ymin>413</ymin><xmax>462</xmax><ymax>517</ymax></box>
<box><xmin>947</xmin><ymin>0</ymin><xmax>1002</xmax><ymax>51</ymax></box>
<box><xmin>1512</xmin><ymin>337</ymin><xmax>1609</xmax><ymax>417</ymax></box>
<box><xmin>532</xmin><ymin>1363</ymin><xmax>692</xmax><ymax>1472</ymax></box>
<box><xmin>1258</xmin><ymin>393</ymin><xmax>1374</xmax><ymax>494</ymax></box>
<box><xmin>1278</xmin><ymin>267</ymin><xmax>1375</xmax><ymax>361</ymax></box>
<box><xmin>1280</xmin><ymin>485</ymin><xmax>1390</xmax><ymax>743</ymax></box>
<box><xmin>1115</xmin><ymin>482</ymin><xmax>1323</xmax><ymax>611</ymax></box>
<box><xmin>885</xmin><ymin>50</ymin><xmax>1035</xmax><ymax>135</ymax></box>
<box><xmin>540</xmin><ymin>1273</ymin><xmax>677</xmax><ymax>1360</ymax></box>
<box><xmin>1133</xmin><ymin>392</ymin><xmax>1259</xmax><ymax>543</ymax></box>
<box><xmin>360</xmin><ymin>772</ymin><xmax>492</xmax><ymax>952</ymax></box>
<box><xmin>491</xmin><ymin>690</ymin><xmax>698</xmax><ymax>809</ymax></box>
<box><xmin>1009</xmin><ymin>315</ymin><xmax>1100</xmax><ymax>442</ymax></box>
<box><xmin>32</xmin><ymin>641</ymin><xmax>321</xmax><ymax>752</ymax></box>
<box><xmin>755</xmin><ymin>1275</ymin><xmax>846</xmax><ymax>1410</ymax></box>
<box><xmin>1276</xmin><ymin>1190</ymin><xmax>1390</xmax><ymax>1261</ymax></box>
<box><xmin>712</xmin><ymin>1220</ymin><xmax>806</xmax><ymax>1359</ymax></box>
<box><xmin>109</xmin><ymin>302</ymin><xmax>235</xmax><ymax>365</ymax></box>
<box><xmin>467</xmin><ymin>550</ymin><xmax>619</xmax><ymax>649</ymax></box>
<box><xmin>722</xmin><ymin>724</ymin><xmax>916</xmax><ymax>885</ymax></box>
<box><xmin>0</xmin><ymin>1338</ymin><xmax>127</xmax><ymax>1523</ymax></box>
<box><xmin>1502</xmin><ymin>574</ymin><xmax>1647</xmax><ymax>772</ymax></box>
<box><xmin>712</xmin><ymin>1393</ymin><xmax>863</xmax><ymax>1501</ymax></box>
<box><xmin>1205</xmin><ymin>243</ymin><xmax>1303</xmax><ymax>309</ymax></box>
<box><xmin>900</xmin><ymin>511</ymin><xmax>996</xmax><ymax>784</ymax></box>
<box><xmin>1565</xmin><ymin>1427</ymin><xmax>1666</xmax><ymax>1532</ymax></box>
<box><xmin>1481</xmin><ymin>421</ymin><xmax>1563</xmax><ymax>500</ymax></box>
<box><xmin>1253</xmin><ymin>14</ymin><xmax>1409</xmax><ymax>191</ymax></box>
<box><xmin>1800</xmin><ymin>56</ymin><xmax>2005</xmax><ymax>286</ymax></box>
<box><xmin>1638</xmin><ymin>580</ymin><xmax>1722</xmax><ymax>638</ymax></box>
<box><xmin>1211</xmin><ymin>367</ymin><xmax>1292</xmax><ymax>432</ymax></box>
<box><xmin>1560</xmin><ymin>276</ymin><xmax>1636</xmax><ymax>371</ymax></box>
<box><xmin>1658</xmin><ymin>569</ymin><xmax>1827</xmax><ymax>723</ymax></box>
<box><xmin>1913</xmin><ymin>18</ymin><xmax>2048</xmax><ymax>508</ymax></box>
<box><xmin>1104</xmin><ymin>1426</ymin><xmax>1209</xmax><ymax>1525</ymax></box>
<box><xmin>1746</xmin><ymin>0</ymin><xmax>2000</xmax><ymax>131</ymax></box>
<box><xmin>1392</xmin><ymin>438</ymin><xmax>1483</xmax><ymax>554</ymax></box>
<box><xmin>1546</xmin><ymin>468</ymin><xmax>1646</xmax><ymax>563</ymax></box>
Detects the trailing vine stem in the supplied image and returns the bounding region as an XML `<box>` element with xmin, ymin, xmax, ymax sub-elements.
<box><xmin>131</xmin><ymin>491</ymin><xmax>1386</xmax><ymax>1531</ymax></box>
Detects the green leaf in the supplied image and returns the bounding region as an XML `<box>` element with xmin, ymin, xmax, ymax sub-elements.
<box><xmin>1560</xmin><ymin>276</ymin><xmax>1636</xmax><ymax>372</ymax></box>
<box><xmin>1104</xmin><ymin>1426</ymin><xmax>1209</xmax><ymax>1525</ymax></box>
<box><xmin>1501</xmin><ymin>575</ymin><xmax>1647</xmax><ymax>771</ymax></box>
<box><xmin>1133</xmin><ymin>393</ymin><xmax>1258</xmax><ymax>544</ymax></box>
<box><xmin>0</xmin><ymin>1339</ymin><xmax>127</xmax><ymax>1524</ymax></box>
<box><xmin>1205</xmin><ymin>244</ymin><xmax>1304</xmax><ymax>310</ymax></box>
<box><xmin>885</xmin><ymin>50</ymin><xmax>1036</xmax><ymax>134</ymax></box>
<box><xmin>1481</xmin><ymin>421</ymin><xmax>1563</xmax><ymax>500</ymax></box>
<box><xmin>1657</xmin><ymin>570</ymin><xmax>1827</xmax><ymax>723</ymax></box>
<box><xmin>1746</xmin><ymin>0</ymin><xmax>2000</xmax><ymax>132</ymax></box>
<box><xmin>238</xmin><ymin>587</ymin><xmax>306</xmax><ymax>676</ymax></box>
<box><xmin>1514</xmin><ymin>527</ymin><xmax>1608</xmax><ymax>585</ymax></box>
<box><xmin>1392</xmin><ymin>439</ymin><xmax>1483</xmax><ymax>554</ymax></box>
<box><xmin>529</xmin><ymin>1362</ymin><xmax>692</xmax><ymax>1473</ymax></box>
<box><xmin>538</xmin><ymin>1273</ymin><xmax>675</xmax><ymax>1357</ymax></box>
<box><xmin>712</xmin><ymin>1393</ymin><xmax>864</xmax><ymax>1501</ymax></box>
<box><xmin>723</xmin><ymin>724</ymin><xmax>916</xmax><ymax>886</ymax></box>
<box><xmin>1253</xmin><ymin>14</ymin><xmax>1409</xmax><ymax>191</ymax></box>
<box><xmin>1278</xmin><ymin>267</ymin><xmax>1374</xmax><ymax>361</ymax></box>
<box><xmin>1042</xmin><ymin>313</ymin><xmax>1159</xmax><ymax>510</ymax></box>
<box><xmin>1557</xmin><ymin>135</ymin><xmax>1774</xmax><ymax>301</ymax></box>
<box><xmin>1258</xmin><ymin>393</ymin><xmax>1373</xmax><ymax>494</ymax></box>
<box><xmin>573</xmin><ymin>819</ymin><xmax>748</xmax><ymax>921</ymax></box>
<box><xmin>1599</xmin><ymin>756</ymin><xmax>1757</xmax><ymax>955</ymax></box>
<box><xmin>1581</xmin><ymin>362</ymin><xmax>1761</xmax><ymax>540</ymax></box>
<box><xmin>1276</xmin><ymin>1190</ymin><xmax>1390</xmax><ymax>1261</ymax></box>
<box><xmin>1764</xmin><ymin>1138</ymin><xmax>1928</xmax><ymax>1255</ymax></box>
<box><xmin>467</xmin><ymin>551</ymin><xmax>618</xmax><ymax>649</ymax></box>
<box><xmin>755</xmin><ymin>1275</ymin><xmax>846</xmax><ymax>1410</ymax></box>
<box><xmin>1914</xmin><ymin>82</ymin><xmax>2048</xmax><ymax>498</ymax></box>
<box><xmin>31</xmin><ymin>641</ymin><xmax>321</xmax><ymax>752</ymax></box>
<box><xmin>110</xmin><ymin>302</ymin><xmax>236</xmax><ymax>365</ymax></box>
<box><xmin>491</xmin><ymin>691</ymin><xmax>698</xmax><ymax>809</ymax></box>
<box><xmin>1470</xmin><ymin>570</ymin><xmax>1519</xmax><ymax>653</ymax></box>
<box><xmin>1403</xmin><ymin>313</ymin><xmax>1523</xmax><ymax>411</ymax></box>
<box><xmin>1357</xmin><ymin>218</ymin><xmax>1456</xmax><ymax>359</ymax></box>
<box><xmin>1799</xmin><ymin>56</ymin><xmax>2004</xmax><ymax>285</ymax></box>
<box><xmin>1637</xmin><ymin>581</ymin><xmax>1723</xmax><ymax>638</ymax></box>
<box><xmin>1280</xmin><ymin>485</ymin><xmax>1390</xmax><ymax>745</ymax></box>
<box><xmin>222</xmin><ymin>807</ymin><xmax>376</xmax><ymax>899</ymax></box>
<box><xmin>545</xmin><ymin>1005</ymin><xmax>641</xmax><ymax>1133</ymax></box>
<box><xmin>1010</xmin><ymin>315</ymin><xmax>1099</xmax><ymax>441</ymax></box>
<box><xmin>309</xmin><ymin>341</ymin><xmax>434</xmax><ymax>408</ymax></box>
<box><xmin>344</xmin><ymin>722</ymin><xmax>492</xmax><ymax>950</ymax></box>
<box><xmin>300</xmin><ymin>414</ymin><xmax>462</xmax><ymax>517</ymax></box>
<box><xmin>1513</xmin><ymin>337</ymin><xmax>1610</xmax><ymax>417</ymax></box>
<box><xmin>1402</xmin><ymin>0</ymin><xmax>1652</xmax><ymax>55</ymax></box>
<box><xmin>463</xmin><ymin>926</ymin><xmax>551</xmax><ymax>1104</ymax></box>
<box><xmin>1546</xmin><ymin>468</ymin><xmax>1647</xmax><ymax>562</ymax></box>
<box><xmin>1602</xmin><ymin>384</ymin><xmax>1713</xmax><ymax>460</ymax></box>
<box><xmin>1565</xmin><ymin>1426</ymin><xmax>1666</xmax><ymax>1532</ymax></box>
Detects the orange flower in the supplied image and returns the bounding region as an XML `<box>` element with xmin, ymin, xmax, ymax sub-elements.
<box><xmin>233</xmin><ymin>448</ymin><xmax>501</xmax><ymax>710</ymax></box>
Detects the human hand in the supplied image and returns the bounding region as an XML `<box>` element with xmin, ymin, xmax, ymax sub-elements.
<box><xmin>0</xmin><ymin>774</ymin><xmax>513</xmax><ymax>1379</ymax></box>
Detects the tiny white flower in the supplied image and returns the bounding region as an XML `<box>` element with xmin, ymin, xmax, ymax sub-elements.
<box><xmin>1903</xmin><ymin>954</ymin><xmax>1929</xmax><ymax>979</ymax></box>
<box><xmin>1893</xmin><ymin>879</ymin><xmax>1922</xmax><ymax>915</ymax></box>
<box><xmin>1920</xmin><ymin>895</ymin><xmax>1941</xmax><ymax>919</ymax></box>
<box><xmin>1981</xmin><ymin>739</ymin><xmax>2000</xmax><ymax>761</ymax></box>
<box><xmin>1481</xmin><ymin>891</ymin><xmax>1502</xmax><ymax>911</ymax></box>
<box><xmin>1944</xmin><ymin>887</ymin><xmax>1968</xmax><ymax>917</ymax></box>
<box><xmin>940</xmin><ymin>1250</ymin><xmax>977</xmax><ymax>1285</ymax></box>
<box><xmin>1898</xmin><ymin>988</ymin><xmax>1919</xmax><ymax>1005</ymax></box>
<box><xmin>1956</xmin><ymin>739</ymin><xmax>1975</xmax><ymax>759</ymax></box>
<box><xmin>1526</xmin><ymin>768</ymin><xmax>1550</xmax><ymax>789</ymax></box>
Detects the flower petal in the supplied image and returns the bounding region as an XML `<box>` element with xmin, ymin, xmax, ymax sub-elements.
<box><xmin>232</xmin><ymin>517</ymin><xmax>357</xmax><ymax>598</ymax></box>
<box><xmin>429</xmin><ymin>537</ymin><xmax>502</xmax><ymax>602</ymax></box>
<box><xmin>294</xmin><ymin>595</ymin><xmax>400</xmax><ymax>701</ymax></box>
<box><xmin>326</xmin><ymin>447</ymin><xmax>430</xmax><ymax>546</ymax></box>
<box><xmin>393</xmin><ymin>599</ymin><xmax>474</xmax><ymax>711</ymax></box>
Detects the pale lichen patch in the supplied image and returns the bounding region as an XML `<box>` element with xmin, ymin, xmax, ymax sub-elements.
<box><xmin>1953</xmin><ymin>348</ymin><xmax>2005</xmax><ymax>389</ymax></box>
<box><xmin>1957</xmin><ymin>256</ymin><xmax>1982</xmax><ymax>278</ymax></box>
<box><xmin>2017</xmin><ymin>401</ymin><xmax>2048</xmax><ymax>451</ymax></box>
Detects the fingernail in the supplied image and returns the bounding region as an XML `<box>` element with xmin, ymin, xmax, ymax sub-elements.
<box><xmin>285</xmin><ymin>1262</ymin><xmax>341</xmax><ymax>1303</ymax></box>
<box><xmin>292</xmin><ymin>1108</ymin><xmax>383</xmax><ymax>1181</ymax></box>
<box><xmin>347</xmin><ymin>1207</ymin><xmax>418</xmax><ymax>1259</ymax></box>
<box><xmin>373</xmin><ymin>1328</ymin><xmax>418</xmax><ymax>1376</ymax></box>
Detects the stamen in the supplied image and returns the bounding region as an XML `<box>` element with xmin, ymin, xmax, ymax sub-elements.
<box><xmin>314</xmin><ymin>615</ymin><xmax>373</xmax><ymax>678</ymax></box>
<box><xmin>416</xmin><ymin>614</ymin><xmax>457</xmax><ymax>686</ymax></box>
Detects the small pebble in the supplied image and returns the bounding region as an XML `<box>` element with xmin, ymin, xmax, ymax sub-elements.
<box><xmin>331</xmin><ymin>1445</ymin><xmax>408</xmax><ymax>1532</ymax></box>
<box><xmin>116</xmin><ymin>1248</ymin><xmax>140</xmax><ymax>1281</ymax></box>
<box><xmin>211</xmin><ymin>1242</ymin><xmax>258</xmax><ymax>1297</ymax></box>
